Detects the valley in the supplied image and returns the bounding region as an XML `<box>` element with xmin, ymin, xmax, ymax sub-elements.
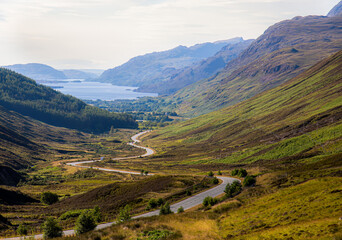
<box><xmin>0</xmin><ymin>1</ymin><xmax>341</xmax><ymax>240</ymax></box>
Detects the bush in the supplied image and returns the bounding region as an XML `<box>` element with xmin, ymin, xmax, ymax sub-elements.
<box><xmin>159</xmin><ymin>202</ymin><xmax>172</xmax><ymax>215</ymax></box>
<box><xmin>211</xmin><ymin>177</ymin><xmax>219</xmax><ymax>184</ymax></box>
<box><xmin>17</xmin><ymin>223</ymin><xmax>28</xmax><ymax>236</ymax></box>
<box><xmin>203</xmin><ymin>196</ymin><xmax>217</xmax><ymax>207</ymax></box>
<box><xmin>75</xmin><ymin>211</ymin><xmax>97</xmax><ymax>235</ymax></box>
<box><xmin>177</xmin><ymin>206</ymin><xmax>184</xmax><ymax>213</ymax></box>
<box><xmin>218</xmin><ymin>170</ymin><xmax>222</xmax><ymax>175</ymax></box>
<box><xmin>146</xmin><ymin>199</ymin><xmax>158</xmax><ymax>210</ymax></box>
<box><xmin>42</xmin><ymin>217</ymin><xmax>63</xmax><ymax>239</ymax></box>
<box><xmin>116</xmin><ymin>205</ymin><xmax>131</xmax><ymax>223</ymax></box>
<box><xmin>231</xmin><ymin>169</ymin><xmax>248</xmax><ymax>177</ymax></box>
<box><xmin>225</xmin><ymin>181</ymin><xmax>242</xmax><ymax>197</ymax></box>
<box><xmin>186</xmin><ymin>190</ymin><xmax>192</xmax><ymax>196</ymax></box>
<box><xmin>243</xmin><ymin>176</ymin><xmax>256</xmax><ymax>186</ymax></box>
<box><xmin>41</xmin><ymin>192</ymin><xmax>59</xmax><ymax>205</ymax></box>
<box><xmin>157</xmin><ymin>198</ymin><xmax>164</xmax><ymax>206</ymax></box>
<box><xmin>208</xmin><ymin>171</ymin><xmax>214</xmax><ymax>177</ymax></box>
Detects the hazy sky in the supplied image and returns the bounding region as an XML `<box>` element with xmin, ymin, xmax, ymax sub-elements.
<box><xmin>0</xmin><ymin>0</ymin><xmax>339</xmax><ymax>69</ymax></box>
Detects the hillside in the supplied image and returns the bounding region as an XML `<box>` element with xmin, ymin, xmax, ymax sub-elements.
<box><xmin>137</xmin><ymin>39</ymin><xmax>254</xmax><ymax>95</ymax></box>
<box><xmin>327</xmin><ymin>0</ymin><xmax>342</xmax><ymax>17</ymax></box>
<box><xmin>172</xmin><ymin>15</ymin><xmax>342</xmax><ymax>116</ymax></box>
<box><xmin>62</xmin><ymin>69</ymin><xmax>99</xmax><ymax>79</ymax></box>
<box><xmin>0</xmin><ymin>68</ymin><xmax>137</xmax><ymax>133</ymax></box>
<box><xmin>145</xmin><ymin>49</ymin><xmax>342</xmax><ymax>168</ymax></box>
<box><xmin>3</xmin><ymin>63</ymin><xmax>67</xmax><ymax>80</ymax></box>
<box><xmin>98</xmin><ymin>38</ymin><xmax>244</xmax><ymax>87</ymax></box>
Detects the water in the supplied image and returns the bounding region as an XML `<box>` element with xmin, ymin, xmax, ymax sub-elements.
<box><xmin>39</xmin><ymin>79</ymin><xmax>158</xmax><ymax>100</ymax></box>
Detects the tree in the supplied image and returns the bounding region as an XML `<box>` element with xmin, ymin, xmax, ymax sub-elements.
<box><xmin>42</xmin><ymin>217</ymin><xmax>63</xmax><ymax>239</ymax></box>
<box><xmin>116</xmin><ymin>205</ymin><xmax>131</xmax><ymax>223</ymax></box>
<box><xmin>17</xmin><ymin>223</ymin><xmax>28</xmax><ymax>236</ymax></box>
<box><xmin>237</xmin><ymin>169</ymin><xmax>248</xmax><ymax>178</ymax></box>
<box><xmin>159</xmin><ymin>202</ymin><xmax>172</xmax><ymax>215</ymax></box>
<box><xmin>40</xmin><ymin>192</ymin><xmax>59</xmax><ymax>205</ymax></box>
<box><xmin>203</xmin><ymin>196</ymin><xmax>217</xmax><ymax>207</ymax></box>
<box><xmin>208</xmin><ymin>171</ymin><xmax>214</xmax><ymax>177</ymax></box>
<box><xmin>92</xmin><ymin>206</ymin><xmax>102</xmax><ymax>223</ymax></box>
<box><xmin>146</xmin><ymin>199</ymin><xmax>158</xmax><ymax>210</ymax></box>
<box><xmin>218</xmin><ymin>170</ymin><xmax>222</xmax><ymax>175</ymax></box>
<box><xmin>225</xmin><ymin>180</ymin><xmax>242</xmax><ymax>197</ymax></box>
<box><xmin>75</xmin><ymin>211</ymin><xmax>97</xmax><ymax>235</ymax></box>
<box><xmin>243</xmin><ymin>175</ymin><xmax>256</xmax><ymax>186</ymax></box>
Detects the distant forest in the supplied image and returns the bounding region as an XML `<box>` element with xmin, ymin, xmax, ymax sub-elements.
<box><xmin>0</xmin><ymin>68</ymin><xmax>137</xmax><ymax>133</ymax></box>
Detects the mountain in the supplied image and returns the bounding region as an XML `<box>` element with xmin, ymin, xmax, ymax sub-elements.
<box><xmin>171</xmin><ymin>15</ymin><xmax>342</xmax><ymax>116</ymax></box>
<box><xmin>0</xmin><ymin>68</ymin><xmax>137</xmax><ymax>133</ymax></box>
<box><xmin>98</xmin><ymin>38</ymin><xmax>244</xmax><ymax>87</ymax></box>
<box><xmin>62</xmin><ymin>69</ymin><xmax>99</xmax><ymax>79</ymax></box>
<box><xmin>137</xmin><ymin>39</ymin><xmax>254</xmax><ymax>95</ymax></box>
<box><xmin>3</xmin><ymin>63</ymin><xmax>67</xmax><ymax>80</ymax></box>
<box><xmin>327</xmin><ymin>0</ymin><xmax>342</xmax><ymax>17</ymax></box>
<box><xmin>146</xmin><ymin>49</ymin><xmax>342</xmax><ymax>167</ymax></box>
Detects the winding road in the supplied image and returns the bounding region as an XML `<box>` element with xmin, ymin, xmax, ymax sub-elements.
<box><xmin>4</xmin><ymin>131</ymin><xmax>238</xmax><ymax>239</ymax></box>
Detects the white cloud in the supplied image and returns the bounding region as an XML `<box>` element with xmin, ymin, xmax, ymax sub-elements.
<box><xmin>0</xmin><ymin>0</ymin><xmax>339</xmax><ymax>68</ymax></box>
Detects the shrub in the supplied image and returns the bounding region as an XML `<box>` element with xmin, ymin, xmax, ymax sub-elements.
<box><xmin>146</xmin><ymin>199</ymin><xmax>158</xmax><ymax>210</ymax></box>
<box><xmin>203</xmin><ymin>196</ymin><xmax>217</xmax><ymax>207</ymax></box>
<box><xmin>211</xmin><ymin>177</ymin><xmax>219</xmax><ymax>184</ymax></box>
<box><xmin>243</xmin><ymin>175</ymin><xmax>256</xmax><ymax>186</ymax></box>
<box><xmin>231</xmin><ymin>169</ymin><xmax>248</xmax><ymax>177</ymax></box>
<box><xmin>186</xmin><ymin>190</ymin><xmax>192</xmax><ymax>196</ymax></box>
<box><xmin>41</xmin><ymin>192</ymin><xmax>59</xmax><ymax>205</ymax></box>
<box><xmin>17</xmin><ymin>223</ymin><xmax>28</xmax><ymax>236</ymax></box>
<box><xmin>208</xmin><ymin>171</ymin><xmax>214</xmax><ymax>177</ymax></box>
<box><xmin>42</xmin><ymin>217</ymin><xmax>63</xmax><ymax>239</ymax></box>
<box><xmin>218</xmin><ymin>170</ymin><xmax>222</xmax><ymax>175</ymax></box>
<box><xmin>159</xmin><ymin>202</ymin><xmax>172</xmax><ymax>215</ymax></box>
<box><xmin>237</xmin><ymin>169</ymin><xmax>248</xmax><ymax>178</ymax></box>
<box><xmin>92</xmin><ymin>205</ymin><xmax>102</xmax><ymax>223</ymax></box>
<box><xmin>225</xmin><ymin>181</ymin><xmax>242</xmax><ymax>197</ymax></box>
<box><xmin>157</xmin><ymin>198</ymin><xmax>164</xmax><ymax>206</ymax></box>
<box><xmin>75</xmin><ymin>211</ymin><xmax>97</xmax><ymax>235</ymax></box>
<box><xmin>116</xmin><ymin>205</ymin><xmax>131</xmax><ymax>223</ymax></box>
<box><xmin>177</xmin><ymin>206</ymin><xmax>184</xmax><ymax>213</ymax></box>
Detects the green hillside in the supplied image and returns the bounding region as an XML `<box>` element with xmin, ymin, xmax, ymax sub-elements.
<box><xmin>146</xmin><ymin>49</ymin><xmax>342</xmax><ymax>167</ymax></box>
<box><xmin>172</xmin><ymin>15</ymin><xmax>342</xmax><ymax>117</ymax></box>
<box><xmin>0</xmin><ymin>68</ymin><xmax>137</xmax><ymax>133</ymax></box>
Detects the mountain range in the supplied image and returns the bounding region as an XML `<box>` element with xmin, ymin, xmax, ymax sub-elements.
<box><xmin>98</xmin><ymin>37</ymin><xmax>246</xmax><ymax>88</ymax></box>
<box><xmin>171</xmin><ymin>14</ymin><xmax>342</xmax><ymax>116</ymax></box>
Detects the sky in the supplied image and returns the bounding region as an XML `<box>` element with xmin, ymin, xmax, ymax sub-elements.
<box><xmin>0</xmin><ymin>0</ymin><xmax>339</xmax><ymax>69</ymax></box>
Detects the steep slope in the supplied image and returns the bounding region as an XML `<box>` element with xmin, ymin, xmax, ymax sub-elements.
<box><xmin>98</xmin><ymin>38</ymin><xmax>244</xmax><ymax>87</ymax></box>
<box><xmin>173</xmin><ymin>15</ymin><xmax>342</xmax><ymax>116</ymax></box>
<box><xmin>137</xmin><ymin>39</ymin><xmax>254</xmax><ymax>95</ymax></box>
<box><xmin>0</xmin><ymin>105</ymin><xmax>88</xmax><ymax>170</ymax></box>
<box><xmin>146</xmin><ymin>49</ymin><xmax>342</xmax><ymax>166</ymax></box>
<box><xmin>327</xmin><ymin>0</ymin><xmax>342</xmax><ymax>17</ymax></box>
<box><xmin>3</xmin><ymin>63</ymin><xmax>67</xmax><ymax>80</ymax></box>
<box><xmin>0</xmin><ymin>68</ymin><xmax>137</xmax><ymax>133</ymax></box>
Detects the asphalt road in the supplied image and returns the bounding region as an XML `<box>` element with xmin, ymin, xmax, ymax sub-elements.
<box><xmin>4</xmin><ymin>131</ymin><xmax>238</xmax><ymax>239</ymax></box>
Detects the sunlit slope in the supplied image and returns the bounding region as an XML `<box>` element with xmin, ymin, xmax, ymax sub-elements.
<box><xmin>173</xmin><ymin>15</ymin><xmax>342</xmax><ymax>116</ymax></box>
<box><xmin>146</xmin><ymin>49</ymin><xmax>342</xmax><ymax>165</ymax></box>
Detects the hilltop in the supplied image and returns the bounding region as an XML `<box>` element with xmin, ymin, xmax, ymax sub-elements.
<box><xmin>172</xmin><ymin>15</ymin><xmax>342</xmax><ymax>116</ymax></box>
<box><xmin>3</xmin><ymin>63</ymin><xmax>67</xmax><ymax>80</ymax></box>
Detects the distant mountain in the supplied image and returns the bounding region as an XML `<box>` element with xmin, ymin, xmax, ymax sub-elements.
<box><xmin>137</xmin><ymin>39</ymin><xmax>253</xmax><ymax>95</ymax></box>
<box><xmin>3</xmin><ymin>63</ymin><xmax>67</xmax><ymax>80</ymax></box>
<box><xmin>172</xmin><ymin>15</ymin><xmax>342</xmax><ymax>116</ymax></box>
<box><xmin>0</xmin><ymin>68</ymin><xmax>137</xmax><ymax>133</ymax></box>
<box><xmin>62</xmin><ymin>69</ymin><xmax>99</xmax><ymax>79</ymax></box>
<box><xmin>327</xmin><ymin>0</ymin><xmax>342</xmax><ymax>17</ymax></box>
<box><xmin>98</xmin><ymin>37</ymin><xmax>244</xmax><ymax>87</ymax></box>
